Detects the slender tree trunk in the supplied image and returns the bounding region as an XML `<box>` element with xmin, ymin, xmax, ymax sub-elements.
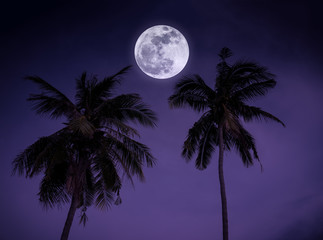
<box><xmin>61</xmin><ymin>192</ymin><xmax>79</xmax><ymax>240</ymax></box>
<box><xmin>218</xmin><ymin>123</ymin><xmax>229</xmax><ymax>240</ymax></box>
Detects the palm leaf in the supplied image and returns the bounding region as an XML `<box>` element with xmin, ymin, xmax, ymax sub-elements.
<box><xmin>229</xmin><ymin>126</ymin><xmax>258</xmax><ymax>166</ymax></box>
<box><xmin>169</xmin><ymin>75</ymin><xmax>214</xmax><ymax>112</ymax></box>
<box><xmin>218</xmin><ymin>47</ymin><xmax>233</xmax><ymax>61</ymax></box>
<box><xmin>182</xmin><ymin>111</ymin><xmax>214</xmax><ymax>160</ymax></box>
<box><xmin>235</xmin><ymin>103</ymin><xmax>285</xmax><ymax>127</ymax></box>
<box><xmin>105</xmin><ymin>94</ymin><xmax>157</xmax><ymax>127</ymax></box>
<box><xmin>195</xmin><ymin>123</ymin><xmax>217</xmax><ymax>170</ymax></box>
<box><xmin>68</xmin><ymin>116</ymin><xmax>96</xmax><ymax>137</ymax></box>
<box><xmin>108</xmin><ymin>134</ymin><xmax>155</xmax><ymax>180</ymax></box>
<box><xmin>102</xmin><ymin>119</ymin><xmax>140</xmax><ymax>138</ymax></box>
<box><xmin>94</xmin><ymin>182</ymin><xmax>115</xmax><ymax>210</ymax></box>
<box><xmin>38</xmin><ymin>162</ymin><xmax>70</xmax><ymax>209</ymax></box>
<box><xmin>93</xmin><ymin>152</ymin><xmax>121</xmax><ymax>192</ymax></box>
<box><xmin>231</xmin><ymin>79</ymin><xmax>276</xmax><ymax>100</ymax></box>
<box><xmin>12</xmin><ymin>130</ymin><xmax>69</xmax><ymax>177</ymax></box>
<box><xmin>26</xmin><ymin>76</ymin><xmax>77</xmax><ymax>119</ymax></box>
<box><xmin>92</xmin><ymin>66</ymin><xmax>131</xmax><ymax>100</ymax></box>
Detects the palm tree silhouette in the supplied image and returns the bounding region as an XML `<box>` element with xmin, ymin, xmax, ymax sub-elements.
<box><xmin>12</xmin><ymin>66</ymin><xmax>157</xmax><ymax>240</ymax></box>
<box><xmin>168</xmin><ymin>48</ymin><xmax>285</xmax><ymax>240</ymax></box>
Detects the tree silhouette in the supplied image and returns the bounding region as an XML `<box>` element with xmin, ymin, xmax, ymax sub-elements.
<box><xmin>169</xmin><ymin>48</ymin><xmax>285</xmax><ymax>240</ymax></box>
<box><xmin>13</xmin><ymin>66</ymin><xmax>157</xmax><ymax>240</ymax></box>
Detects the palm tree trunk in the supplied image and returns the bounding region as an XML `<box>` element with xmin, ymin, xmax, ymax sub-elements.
<box><xmin>218</xmin><ymin>123</ymin><xmax>229</xmax><ymax>240</ymax></box>
<box><xmin>61</xmin><ymin>192</ymin><xmax>79</xmax><ymax>240</ymax></box>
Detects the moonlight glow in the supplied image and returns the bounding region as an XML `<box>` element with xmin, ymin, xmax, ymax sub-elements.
<box><xmin>134</xmin><ymin>25</ymin><xmax>189</xmax><ymax>79</ymax></box>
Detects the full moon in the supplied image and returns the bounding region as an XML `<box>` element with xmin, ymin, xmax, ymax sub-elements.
<box><xmin>134</xmin><ymin>25</ymin><xmax>189</xmax><ymax>79</ymax></box>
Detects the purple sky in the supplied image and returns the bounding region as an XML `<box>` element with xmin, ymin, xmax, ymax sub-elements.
<box><xmin>1</xmin><ymin>0</ymin><xmax>323</xmax><ymax>239</ymax></box>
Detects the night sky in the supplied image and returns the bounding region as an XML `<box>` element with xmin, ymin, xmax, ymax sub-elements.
<box><xmin>1</xmin><ymin>0</ymin><xmax>323</xmax><ymax>239</ymax></box>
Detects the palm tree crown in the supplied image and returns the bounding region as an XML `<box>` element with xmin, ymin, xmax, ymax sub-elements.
<box><xmin>169</xmin><ymin>47</ymin><xmax>284</xmax><ymax>169</ymax></box>
<box><xmin>13</xmin><ymin>66</ymin><xmax>157</xmax><ymax>240</ymax></box>
<box><xmin>169</xmin><ymin>47</ymin><xmax>285</xmax><ymax>240</ymax></box>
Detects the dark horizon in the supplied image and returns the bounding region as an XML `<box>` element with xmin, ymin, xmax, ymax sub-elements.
<box><xmin>1</xmin><ymin>0</ymin><xmax>323</xmax><ymax>239</ymax></box>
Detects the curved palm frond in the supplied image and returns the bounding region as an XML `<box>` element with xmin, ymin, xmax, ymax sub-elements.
<box><xmin>26</xmin><ymin>76</ymin><xmax>78</xmax><ymax>119</ymax></box>
<box><xmin>75</xmin><ymin>72</ymin><xmax>96</xmax><ymax>113</ymax></box>
<box><xmin>105</xmin><ymin>145</ymin><xmax>135</xmax><ymax>187</ymax></box>
<box><xmin>195</xmin><ymin>123</ymin><xmax>217</xmax><ymax>170</ymax></box>
<box><xmin>169</xmin><ymin>75</ymin><xmax>214</xmax><ymax>112</ymax></box>
<box><xmin>224</xmin><ymin>61</ymin><xmax>275</xmax><ymax>93</ymax></box>
<box><xmin>222</xmin><ymin>105</ymin><xmax>260</xmax><ymax>166</ymax></box>
<box><xmin>93</xmin><ymin>151</ymin><xmax>121</xmax><ymax>191</ymax></box>
<box><xmin>79</xmin><ymin>168</ymin><xmax>96</xmax><ymax>208</ymax></box>
<box><xmin>38</xmin><ymin>162</ymin><xmax>70</xmax><ymax>209</ymax></box>
<box><xmin>103</xmin><ymin>94</ymin><xmax>157</xmax><ymax>127</ymax></box>
<box><xmin>234</xmin><ymin>102</ymin><xmax>285</xmax><ymax>127</ymax></box>
<box><xmin>68</xmin><ymin>116</ymin><xmax>96</xmax><ymax>137</ymax></box>
<box><xmin>94</xmin><ymin>180</ymin><xmax>115</xmax><ymax>210</ymax></box>
<box><xmin>76</xmin><ymin>66</ymin><xmax>132</xmax><ymax>115</ymax></box>
<box><xmin>218</xmin><ymin>47</ymin><xmax>233</xmax><ymax>61</ymax></box>
<box><xmin>91</xmin><ymin>66</ymin><xmax>131</xmax><ymax>101</ymax></box>
<box><xmin>102</xmin><ymin>118</ymin><xmax>140</xmax><ymax>138</ymax></box>
<box><xmin>182</xmin><ymin>111</ymin><xmax>214</xmax><ymax>160</ymax></box>
<box><xmin>93</xmin><ymin>129</ymin><xmax>154</xmax><ymax>184</ymax></box>
<box><xmin>229</xmin><ymin>125</ymin><xmax>259</xmax><ymax>166</ymax></box>
<box><xmin>231</xmin><ymin>79</ymin><xmax>276</xmax><ymax>101</ymax></box>
<box><xmin>231</xmin><ymin>61</ymin><xmax>274</xmax><ymax>80</ymax></box>
<box><xmin>92</xmin><ymin>150</ymin><xmax>120</xmax><ymax>210</ymax></box>
<box><xmin>12</xmin><ymin>130</ymin><xmax>70</xmax><ymax>177</ymax></box>
<box><xmin>107</xmin><ymin>133</ymin><xmax>155</xmax><ymax>180</ymax></box>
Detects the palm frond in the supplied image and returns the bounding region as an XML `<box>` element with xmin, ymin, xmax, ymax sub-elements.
<box><xmin>38</xmin><ymin>162</ymin><xmax>70</xmax><ymax>209</ymax></box>
<box><xmin>169</xmin><ymin>75</ymin><xmax>214</xmax><ymax>112</ymax></box>
<box><xmin>79</xmin><ymin>168</ymin><xmax>95</xmax><ymax>208</ymax></box>
<box><xmin>231</xmin><ymin>79</ymin><xmax>276</xmax><ymax>100</ymax></box>
<box><xmin>91</xmin><ymin>66</ymin><xmax>131</xmax><ymax>101</ymax></box>
<box><xmin>26</xmin><ymin>76</ymin><xmax>77</xmax><ymax>119</ymax></box>
<box><xmin>228</xmin><ymin>61</ymin><xmax>275</xmax><ymax>88</ymax></box>
<box><xmin>92</xmin><ymin>148</ymin><xmax>121</xmax><ymax>210</ymax></box>
<box><xmin>101</xmin><ymin>118</ymin><xmax>140</xmax><ymax>138</ymax></box>
<box><xmin>94</xmin><ymin>180</ymin><xmax>115</xmax><ymax>210</ymax></box>
<box><xmin>28</xmin><ymin>94</ymin><xmax>78</xmax><ymax>120</ymax></box>
<box><xmin>182</xmin><ymin>111</ymin><xmax>214</xmax><ymax>160</ymax></box>
<box><xmin>93</xmin><ymin>152</ymin><xmax>122</xmax><ymax>192</ymax></box>
<box><xmin>25</xmin><ymin>76</ymin><xmax>73</xmax><ymax>102</ymax></box>
<box><xmin>12</xmin><ymin>130</ymin><xmax>69</xmax><ymax>177</ymax></box>
<box><xmin>222</xmin><ymin>105</ymin><xmax>259</xmax><ymax>166</ymax></box>
<box><xmin>195</xmin><ymin>123</ymin><xmax>217</xmax><ymax>170</ymax></box>
<box><xmin>235</xmin><ymin>103</ymin><xmax>285</xmax><ymax>127</ymax></box>
<box><xmin>68</xmin><ymin>116</ymin><xmax>96</xmax><ymax>137</ymax></box>
<box><xmin>104</xmin><ymin>94</ymin><xmax>157</xmax><ymax>127</ymax></box>
<box><xmin>229</xmin><ymin>126</ymin><xmax>259</xmax><ymax>166</ymax></box>
<box><xmin>75</xmin><ymin>72</ymin><xmax>101</xmax><ymax>113</ymax></box>
<box><xmin>108</xmin><ymin>134</ymin><xmax>155</xmax><ymax>180</ymax></box>
<box><xmin>218</xmin><ymin>47</ymin><xmax>233</xmax><ymax>61</ymax></box>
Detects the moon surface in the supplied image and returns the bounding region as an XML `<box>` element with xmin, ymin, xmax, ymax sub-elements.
<box><xmin>134</xmin><ymin>25</ymin><xmax>189</xmax><ymax>79</ymax></box>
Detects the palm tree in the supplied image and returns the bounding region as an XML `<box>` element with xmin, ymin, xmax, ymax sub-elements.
<box><xmin>168</xmin><ymin>48</ymin><xmax>285</xmax><ymax>240</ymax></box>
<box><xmin>12</xmin><ymin>66</ymin><xmax>157</xmax><ymax>240</ymax></box>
